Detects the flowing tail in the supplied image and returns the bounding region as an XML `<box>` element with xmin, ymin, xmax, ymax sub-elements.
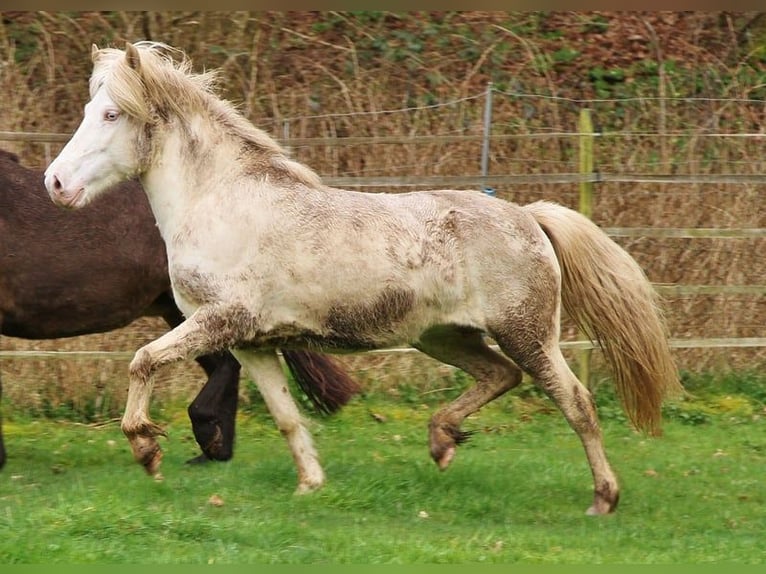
<box><xmin>282</xmin><ymin>350</ymin><xmax>363</xmax><ymax>415</ymax></box>
<box><xmin>524</xmin><ymin>200</ymin><xmax>683</xmax><ymax>435</ymax></box>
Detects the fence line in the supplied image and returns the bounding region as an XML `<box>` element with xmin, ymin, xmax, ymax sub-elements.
<box><xmin>2</xmin><ymin>105</ymin><xmax>763</xmax><ymax>368</ymax></box>
<box><xmin>604</xmin><ymin>227</ymin><xmax>766</xmax><ymax>238</ymax></box>
<box><xmin>2</xmin><ymin>336</ymin><xmax>766</xmax><ymax>361</ymax></box>
<box><xmin>4</xmin><ymin>131</ymin><xmax>766</xmax><ymax>188</ymax></box>
<box><xmin>3</xmin><ymin>130</ymin><xmax>765</xmax><ymax>145</ymax></box>
<box><xmin>655</xmin><ymin>285</ymin><xmax>765</xmax><ymax>296</ymax></box>
<box><xmin>324</xmin><ymin>174</ymin><xmax>766</xmax><ymax>187</ymax></box>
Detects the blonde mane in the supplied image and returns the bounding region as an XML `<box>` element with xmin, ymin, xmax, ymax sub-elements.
<box><xmin>92</xmin><ymin>42</ymin><xmax>322</xmax><ymax>188</ymax></box>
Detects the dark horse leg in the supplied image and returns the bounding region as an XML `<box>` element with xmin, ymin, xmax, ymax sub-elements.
<box><xmin>160</xmin><ymin>301</ymin><xmax>242</xmax><ymax>463</ymax></box>
<box><xmin>185</xmin><ymin>351</ymin><xmax>242</xmax><ymax>463</ymax></box>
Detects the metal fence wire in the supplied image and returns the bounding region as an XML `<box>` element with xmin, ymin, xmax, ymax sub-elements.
<box><xmin>1</xmin><ymin>88</ymin><xmax>764</xmax><ymax>378</ymax></box>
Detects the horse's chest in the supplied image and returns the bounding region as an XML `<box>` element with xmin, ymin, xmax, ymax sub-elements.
<box><xmin>168</xmin><ymin>262</ymin><xmax>232</xmax><ymax>313</ymax></box>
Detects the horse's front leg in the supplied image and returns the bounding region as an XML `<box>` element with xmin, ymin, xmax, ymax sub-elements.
<box><xmin>122</xmin><ymin>308</ymin><xmax>235</xmax><ymax>479</ymax></box>
<box><xmin>231</xmin><ymin>349</ymin><xmax>325</xmax><ymax>494</ymax></box>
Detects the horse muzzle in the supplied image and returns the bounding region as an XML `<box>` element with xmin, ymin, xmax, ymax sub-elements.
<box><xmin>44</xmin><ymin>173</ymin><xmax>86</xmax><ymax>210</ymax></box>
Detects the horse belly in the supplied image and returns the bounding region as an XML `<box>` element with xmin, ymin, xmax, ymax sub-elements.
<box><xmin>294</xmin><ymin>268</ymin><xmax>477</xmax><ymax>350</ymax></box>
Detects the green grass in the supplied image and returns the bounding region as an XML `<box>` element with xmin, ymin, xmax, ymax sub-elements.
<box><xmin>1</xmin><ymin>383</ymin><xmax>765</xmax><ymax>564</ymax></box>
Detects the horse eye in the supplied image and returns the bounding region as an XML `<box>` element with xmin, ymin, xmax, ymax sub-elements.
<box><xmin>104</xmin><ymin>110</ymin><xmax>120</xmax><ymax>121</ymax></box>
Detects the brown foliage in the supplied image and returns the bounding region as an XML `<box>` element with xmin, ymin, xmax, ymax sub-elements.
<box><xmin>1</xmin><ymin>12</ymin><xmax>763</xmax><ymax>413</ymax></box>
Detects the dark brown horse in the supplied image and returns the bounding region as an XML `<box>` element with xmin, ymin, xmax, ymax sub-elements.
<box><xmin>0</xmin><ymin>148</ymin><xmax>360</xmax><ymax>469</ymax></box>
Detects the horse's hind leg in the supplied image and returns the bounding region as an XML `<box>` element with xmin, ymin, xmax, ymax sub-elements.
<box><xmin>414</xmin><ymin>326</ymin><xmax>523</xmax><ymax>470</ymax></box>
<box><xmin>230</xmin><ymin>348</ymin><xmax>324</xmax><ymax>494</ymax></box>
<box><xmin>493</xmin><ymin>330</ymin><xmax>619</xmax><ymax>515</ymax></box>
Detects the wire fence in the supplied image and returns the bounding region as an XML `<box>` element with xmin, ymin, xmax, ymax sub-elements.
<box><xmin>1</xmin><ymin>88</ymin><xmax>764</xmax><ymax>374</ymax></box>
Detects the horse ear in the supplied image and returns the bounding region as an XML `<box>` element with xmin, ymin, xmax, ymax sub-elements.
<box><xmin>91</xmin><ymin>44</ymin><xmax>99</xmax><ymax>62</ymax></box>
<box><xmin>125</xmin><ymin>42</ymin><xmax>141</xmax><ymax>72</ymax></box>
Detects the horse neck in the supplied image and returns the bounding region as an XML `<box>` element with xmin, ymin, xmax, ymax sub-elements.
<box><xmin>139</xmin><ymin>120</ymin><xmax>242</xmax><ymax>241</ymax></box>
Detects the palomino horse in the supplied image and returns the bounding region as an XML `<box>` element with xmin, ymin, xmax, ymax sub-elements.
<box><xmin>45</xmin><ymin>42</ymin><xmax>681</xmax><ymax>514</ymax></box>
<box><xmin>0</xmin><ymin>148</ymin><xmax>360</xmax><ymax>469</ymax></box>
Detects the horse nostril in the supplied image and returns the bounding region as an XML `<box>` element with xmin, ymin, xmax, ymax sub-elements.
<box><xmin>52</xmin><ymin>175</ymin><xmax>62</xmax><ymax>191</ymax></box>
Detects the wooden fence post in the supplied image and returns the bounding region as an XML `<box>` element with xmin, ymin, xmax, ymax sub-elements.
<box><xmin>578</xmin><ymin>107</ymin><xmax>595</xmax><ymax>386</ymax></box>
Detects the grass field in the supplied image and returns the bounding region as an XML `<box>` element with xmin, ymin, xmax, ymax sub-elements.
<box><xmin>1</xmin><ymin>375</ymin><xmax>765</xmax><ymax>564</ymax></box>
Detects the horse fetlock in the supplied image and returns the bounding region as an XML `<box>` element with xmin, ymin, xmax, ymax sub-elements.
<box><xmin>295</xmin><ymin>469</ymin><xmax>325</xmax><ymax>495</ymax></box>
<box><xmin>196</xmin><ymin>423</ymin><xmax>230</xmax><ymax>461</ymax></box>
<box><xmin>586</xmin><ymin>481</ymin><xmax>620</xmax><ymax>515</ymax></box>
<box><xmin>294</xmin><ymin>478</ymin><xmax>324</xmax><ymax>495</ymax></box>
<box><xmin>428</xmin><ymin>419</ymin><xmax>470</xmax><ymax>470</ymax></box>
<box><xmin>123</xmin><ymin>421</ymin><xmax>167</xmax><ymax>477</ymax></box>
<box><xmin>126</xmin><ymin>433</ymin><xmax>164</xmax><ymax>477</ymax></box>
<box><xmin>122</xmin><ymin>419</ymin><xmax>167</xmax><ymax>439</ymax></box>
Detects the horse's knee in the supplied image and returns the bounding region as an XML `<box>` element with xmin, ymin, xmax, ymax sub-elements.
<box><xmin>129</xmin><ymin>347</ymin><xmax>154</xmax><ymax>382</ymax></box>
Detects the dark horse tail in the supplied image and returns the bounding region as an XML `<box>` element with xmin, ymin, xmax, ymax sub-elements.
<box><xmin>282</xmin><ymin>350</ymin><xmax>361</xmax><ymax>414</ymax></box>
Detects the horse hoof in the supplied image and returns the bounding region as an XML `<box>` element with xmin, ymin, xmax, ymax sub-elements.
<box><xmin>294</xmin><ymin>482</ymin><xmax>323</xmax><ymax>495</ymax></box>
<box><xmin>437</xmin><ymin>446</ymin><xmax>456</xmax><ymax>470</ymax></box>
<box><xmin>585</xmin><ymin>497</ymin><xmax>618</xmax><ymax>515</ymax></box>
<box><xmin>429</xmin><ymin>420</ymin><xmax>469</xmax><ymax>470</ymax></box>
<box><xmin>586</xmin><ymin>483</ymin><xmax>620</xmax><ymax>515</ymax></box>
<box><xmin>295</xmin><ymin>474</ymin><xmax>325</xmax><ymax>494</ymax></box>
<box><xmin>585</xmin><ymin>505</ymin><xmax>609</xmax><ymax>516</ymax></box>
